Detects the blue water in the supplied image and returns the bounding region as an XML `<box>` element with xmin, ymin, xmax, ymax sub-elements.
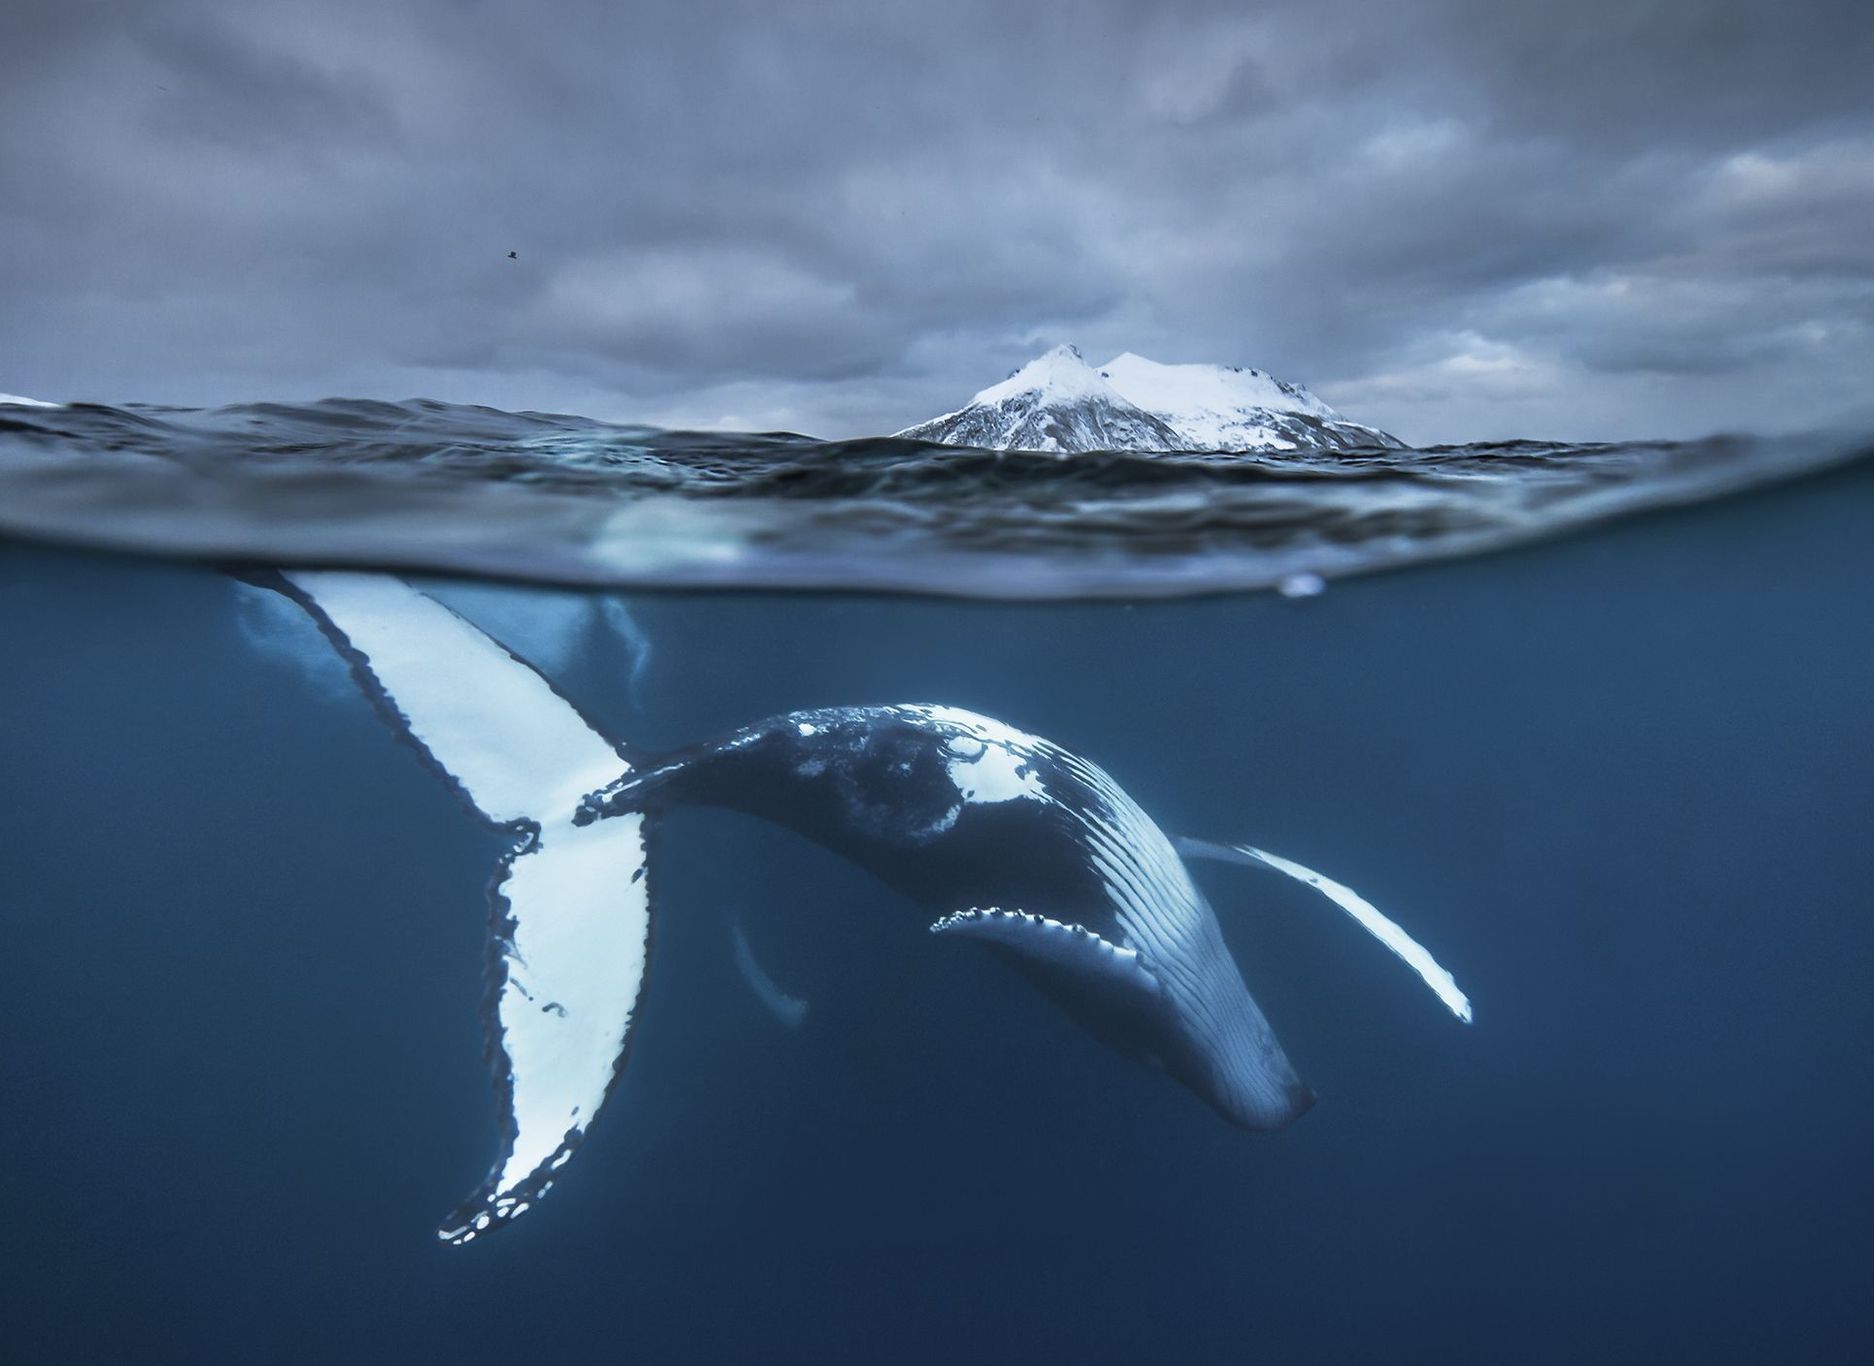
<box><xmin>4</xmin><ymin>458</ymin><xmax>1873</xmax><ymax>1362</ymax></box>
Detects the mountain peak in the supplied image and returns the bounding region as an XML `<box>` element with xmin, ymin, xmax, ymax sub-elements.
<box><xmin>897</xmin><ymin>346</ymin><xmax>1402</xmax><ymax>454</ymax></box>
<box><xmin>973</xmin><ymin>344</ymin><xmax>1109</xmax><ymax>406</ymax></box>
<box><xmin>1104</xmin><ymin>351</ymin><xmax>1263</xmax><ymax>381</ymax></box>
<box><xmin>896</xmin><ymin>346</ymin><xmax>1182</xmax><ymax>455</ymax></box>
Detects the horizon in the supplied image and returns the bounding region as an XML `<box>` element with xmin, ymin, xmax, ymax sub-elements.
<box><xmin>3</xmin><ymin>0</ymin><xmax>1871</xmax><ymax>445</ymax></box>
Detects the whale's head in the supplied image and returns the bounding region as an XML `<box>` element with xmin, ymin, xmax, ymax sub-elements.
<box><xmin>890</xmin><ymin>707</ymin><xmax>1316</xmax><ymax>1132</ymax></box>
<box><xmin>934</xmin><ymin>889</ymin><xmax>1314</xmax><ymax>1132</ymax></box>
<box><xmin>684</xmin><ymin>702</ymin><xmax>1318</xmax><ymax>1131</ymax></box>
<box><xmin>1140</xmin><ymin>895</ymin><xmax>1317</xmax><ymax>1132</ymax></box>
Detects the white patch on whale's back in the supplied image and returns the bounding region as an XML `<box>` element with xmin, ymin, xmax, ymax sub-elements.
<box><xmin>895</xmin><ymin>704</ymin><xmax>1049</xmax><ymax>805</ymax></box>
<box><xmin>944</xmin><ymin>733</ymin><xmax>1046</xmax><ymax>803</ymax></box>
<box><xmin>902</xmin><ymin>704</ymin><xmax>1041</xmax><ymax>749</ymax></box>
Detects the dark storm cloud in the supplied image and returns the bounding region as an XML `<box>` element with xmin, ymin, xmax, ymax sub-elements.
<box><xmin>134</xmin><ymin>18</ymin><xmax>400</xmax><ymax>152</ymax></box>
<box><xmin>1</xmin><ymin>0</ymin><xmax>1870</xmax><ymax>440</ymax></box>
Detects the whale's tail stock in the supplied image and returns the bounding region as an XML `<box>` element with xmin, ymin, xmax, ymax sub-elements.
<box><xmin>271</xmin><ymin>570</ymin><xmax>651</xmax><ymax>1245</ymax></box>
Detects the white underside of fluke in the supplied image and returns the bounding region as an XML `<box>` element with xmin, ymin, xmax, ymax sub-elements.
<box><xmin>280</xmin><ymin>571</ymin><xmax>625</xmax><ymax>825</ymax></box>
<box><xmin>279</xmin><ymin>571</ymin><xmax>649</xmax><ymax>1244</ymax></box>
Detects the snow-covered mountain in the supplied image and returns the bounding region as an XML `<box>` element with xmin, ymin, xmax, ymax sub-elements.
<box><xmin>893</xmin><ymin>346</ymin><xmax>1185</xmax><ymax>454</ymax></box>
<box><xmin>896</xmin><ymin>346</ymin><xmax>1401</xmax><ymax>453</ymax></box>
<box><xmin>1098</xmin><ymin>352</ymin><xmax>1401</xmax><ymax>451</ymax></box>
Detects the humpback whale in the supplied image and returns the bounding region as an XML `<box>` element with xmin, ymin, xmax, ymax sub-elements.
<box><xmin>267</xmin><ymin>570</ymin><xmax>1471</xmax><ymax>1246</ymax></box>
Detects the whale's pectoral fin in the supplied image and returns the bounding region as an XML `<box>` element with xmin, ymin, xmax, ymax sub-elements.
<box><xmin>730</xmin><ymin>913</ymin><xmax>809</xmax><ymax>1029</ymax></box>
<box><xmin>269</xmin><ymin>571</ymin><xmax>652</xmax><ymax>1246</ymax></box>
<box><xmin>1176</xmin><ymin>836</ymin><xmax>1472</xmax><ymax>1024</ymax></box>
<box><xmin>929</xmin><ymin>908</ymin><xmax>1163</xmax><ymax>1000</ymax></box>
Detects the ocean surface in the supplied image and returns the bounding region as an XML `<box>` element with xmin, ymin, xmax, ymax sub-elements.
<box><xmin>1</xmin><ymin>396</ymin><xmax>1868</xmax><ymax>596</ymax></box>
<box><xmin>3</xmin><ymin>399</ymin><xmax>1873</xmax><ymax>1363</ymax></box>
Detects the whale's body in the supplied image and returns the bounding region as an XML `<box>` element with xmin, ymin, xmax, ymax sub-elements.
<box><xmin>267</xmin><ymin>571</ymin><xmax>1469</xmax><ymax>1246</ymax></box>
<box><xmin>592</xmin><ymin>703</ymin><xmax>1314</xmax><ymax>1132</ymax></box>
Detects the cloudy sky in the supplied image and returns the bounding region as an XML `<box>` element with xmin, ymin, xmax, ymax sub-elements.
<box><xmin>3</xmin><ymin>0</ymin><xmax>1870</xmax><ymax>443</ymax></box>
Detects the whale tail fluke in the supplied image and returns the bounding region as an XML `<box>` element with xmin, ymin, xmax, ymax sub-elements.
<box><xmin>271</xmin><ymin>571</ymin><xmax>651</xmax><ymax>1245</ymax></box>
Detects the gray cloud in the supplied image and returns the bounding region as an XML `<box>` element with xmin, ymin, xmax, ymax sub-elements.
<box><xmin>1</xmin><ymin>0</ymin><xmax>1870</xmax><ymax>442</ymax></box>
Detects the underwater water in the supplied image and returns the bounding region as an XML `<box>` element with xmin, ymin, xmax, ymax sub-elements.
<box><xmin>3</xmin><ymin>413</ymin><xmax>1874</xmax><ymax>1362</ymax></box>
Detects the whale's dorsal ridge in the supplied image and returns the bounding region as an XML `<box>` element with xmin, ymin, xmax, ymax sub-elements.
<box><xmin>930</xmin><ymin>907</ymin><xmax>1163</xmax><ymax>998</ymax></box>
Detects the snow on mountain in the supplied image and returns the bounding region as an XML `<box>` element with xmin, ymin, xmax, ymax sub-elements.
<box><xmin>1098</xmin><ymin>353</ymin><xmax>1399</xmax><ymax>451</ymax></box>
<box><xmin>896</xmin><ymin>346</ymin><xmax>1402</xmax><ymax>453</ymax></box>
<box><xmin>969</xmin><ymin>343</ymin><xmax>1115</xmax><ymax>407</ymax></box>
<box><xmin>893</xmin><ymin>345</ymin><xmax>1186</xmax><ymax>454</ymax></box>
